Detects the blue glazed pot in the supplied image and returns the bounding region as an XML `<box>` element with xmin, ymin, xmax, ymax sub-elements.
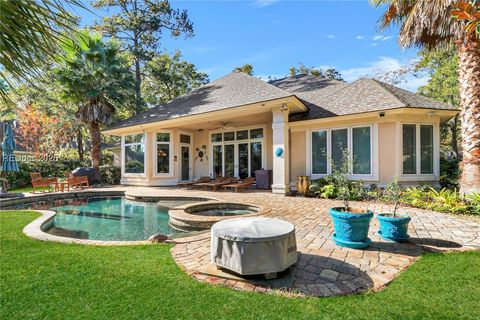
<box><xmin>329</xmin><ymin>207</ymin><xmax>373</xmax><ymax>249</ymax></box>
<box><xmin>377</xmin><ymin>214</ymin><xmax>411</xmax><ymax>242</ymax></box>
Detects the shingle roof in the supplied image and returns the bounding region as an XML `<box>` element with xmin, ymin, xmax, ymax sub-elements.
<box><xmin>106</xmin><ymin>72</ymin><xmax>293</xmax><ymax>131</ymax></box>
<box><xmin>106</xmin><ymin>72</ymin><xmax>457</xmax><ymax>131</ymax></box>
<box><xmin>274</xmin><ymin>77</ymin><xmax>457</xmax><ymax>122</ymax></box>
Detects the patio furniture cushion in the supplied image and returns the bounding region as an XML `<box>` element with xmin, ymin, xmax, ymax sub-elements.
<box><xmin>211</xmin><ymin>217</ymin><xmax>297</xmax><ymax>275</ymax></box>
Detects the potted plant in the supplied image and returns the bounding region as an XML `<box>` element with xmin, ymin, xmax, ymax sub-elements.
<box><xmin>329</xmin><ymin>151</ymin><xmax>373</xmax><ymax>249</ymax></box>
<box><xmin>377</xmin><ymin>177</ymin><xmax>411</xmax><ymax>242</ymax></box>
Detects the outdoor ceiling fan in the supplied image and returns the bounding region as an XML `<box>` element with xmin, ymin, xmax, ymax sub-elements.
<box><xmin>211</xmin><ymin>121</ymin><xmax>236</xmax><ymax>130</ymax></box>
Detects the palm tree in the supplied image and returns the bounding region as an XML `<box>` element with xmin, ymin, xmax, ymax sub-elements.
<box><xmin>0</xmin><ymin>0</ymin><xmax>82</xmax><ymax>101</ymax></box>
<box><xmin>56</xmin><ymin>30</ymin><xmax>134</xmax><ymax>174</ymax></box>
<box><xmin>371</xmin><ymin>0</ymin><xmax>480</xmax><ymax>195</ymax></box>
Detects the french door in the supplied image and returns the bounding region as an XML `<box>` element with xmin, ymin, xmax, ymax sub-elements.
<box><xmin>212</xmin><ymin>142</ymin><xmax>262</xmax><ymax>178</ymax></box>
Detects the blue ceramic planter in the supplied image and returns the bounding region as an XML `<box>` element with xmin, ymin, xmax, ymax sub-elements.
<box><xmin>377</xmin><ymin>214</ymin><xmax>411</xmax><ymax>242</ymax></box>
<box><xmin>329</xmin><ymin>207</ymin><xmax>373</xmax><ymax>249</ymax></box>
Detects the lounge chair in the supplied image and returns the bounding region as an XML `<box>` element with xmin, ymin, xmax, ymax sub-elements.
<box><xmin>177</xmin><ymin>176</ymin><xmax>210</xmax><ymax>189</ymax></box>
<box><xmin>193</xmin><ymin>176</ymin><xmax>225</xmax><ymax>190</ymax></box>
<box><xmin>223</xmin><ymin>177</ymin><xmax>256</xmax><ymax>192</ymax></box>
<box><xmin>30</xmin><ymin>172</ymin><xmax>58</xmax><ymax>193</ymax></box>
<box><xmin>202</xmin><ymin>177</ymin><xmax>237</xmax><ymax>191</ymax></box>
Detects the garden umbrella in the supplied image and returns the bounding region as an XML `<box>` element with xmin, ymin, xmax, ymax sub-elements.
<box><xmin>1</xmin><ymin>122</ymin><xmax>19</xmax><ymax>172</ymax></box>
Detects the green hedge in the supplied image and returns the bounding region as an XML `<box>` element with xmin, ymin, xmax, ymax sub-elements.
<box><xmin>100</xmin><ymin>165</ymin><xmax>121</xmax><ymax>185</ymax></box>
<box><xmin>4</xmin><ymin>159</ymin><xmax>88</xmax><ymax>189</ymax></box>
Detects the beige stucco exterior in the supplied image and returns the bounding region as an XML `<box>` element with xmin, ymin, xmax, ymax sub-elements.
<box><xmin>104</xmin><ymin>100</ymin><xmax>457</xmax><ymax>192</ymax></box>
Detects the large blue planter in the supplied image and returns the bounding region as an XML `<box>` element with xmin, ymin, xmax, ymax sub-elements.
<box><xmin>329</xmin><ymin>207</ymin><xmax>373</xmax><ymax>249</ymax></box>
<box><xmin>377</xmin><ymin>214</ymin><xmax>411</xmax><ymax>242</ymax></box>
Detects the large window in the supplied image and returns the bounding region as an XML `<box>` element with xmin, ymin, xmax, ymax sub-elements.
<box><xmin>311</xmin><ymin>130</ymin><xmax>327</xmax><ymax>174</ymax></box>
<box><xmin>311</xmin><ymin>126</ymin><xmax>372</xmax><ymax>176</ymax></box>
<box><xmin>402</xmin><ymin>124</ymin><xmax>434</xmax><ymax>175</ymax></box>
<box><xmin>210</xmin><ymin>127</ymin><xmax>264</xmax><ymax>178</ymax></box>
<box><xmin>156</xmin><ymin>132</ymin><xmax>171</xmax><ymax>175</ymax></box>
<box><xmin>124</xmin><ymin>134</ymin><xmax>145</xmax><ymax>174</ymax></box>
<box><xmin>352</xmin><ymin>127</ymin><xmax>371</xmax><ymax>174</ymax></box>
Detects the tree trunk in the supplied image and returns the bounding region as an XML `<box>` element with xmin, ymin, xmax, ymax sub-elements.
<box><xmin>77</xmin><ymin>129</ymin><xmax>84</xmax><ymax>162</ymax></box>
<box><xmin>457</xmin><ymin>37</ymin><xmax>480</xmax><ymax>195</ymax></box>
<box><xmin>451</xmin><ymin>114</ymin><xmax>459</xmax><ymax>158</ymax></box>
<box><xmin>135</xmin><ymin>56</ymin><xmax>142</xmax><ymax>113</ymax></box>
<box><xmin>90</xmin><ymin>121</ymin><xmax>101</xmax><ymax>172</ymax></box>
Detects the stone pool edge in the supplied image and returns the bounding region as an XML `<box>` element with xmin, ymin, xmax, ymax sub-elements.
<box><xmin>10</xmin><ymin>189</ymin><xmax>216</xmax><ymax>246</ymax></box>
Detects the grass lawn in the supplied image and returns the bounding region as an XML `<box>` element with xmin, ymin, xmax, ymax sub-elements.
<box><xmin>1</xmin><ymin>210</ymin><xmax>479</xmax><ymax>320</ymax></box>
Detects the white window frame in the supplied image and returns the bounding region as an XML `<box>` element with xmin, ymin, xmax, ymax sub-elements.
<box><xmin>154</xmin><ymin>130</ymin><xmax>174</xmax><ymax>177</ymax></box>
<box><xmin>399</xmin><ymin>122</ymin><xmax>438</xmax><ymax>180</ymax></box>
<box><xmin>307</xmin><ymin>124</ymin><xmax>378</xmax><ymax>181</ymax></box>
<box><xmin>122</xmin><ymin>133</ymin><xmax>146</xmax><ymax>177</ymax></box>
<box><xmin>209</xmin><ymin>125</ymin><xmax>267</xmax><ymax>178</ymax></box>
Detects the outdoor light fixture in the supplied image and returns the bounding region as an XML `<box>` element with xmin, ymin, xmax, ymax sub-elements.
<box><xmin>379</xmin><ymin>111</ymin><xmax>385</xmax><ymax>118</ymax></box>
<box><xmin>280</xmin><ymin>104</ymin><xmax>288</xmax><ymax>111</ymax></box>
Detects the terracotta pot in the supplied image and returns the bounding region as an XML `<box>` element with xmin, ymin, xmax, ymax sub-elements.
<box><xmin>296</xmin><ymin>176</ymin><xmax>311</xmax><ymax>196</ymax></box>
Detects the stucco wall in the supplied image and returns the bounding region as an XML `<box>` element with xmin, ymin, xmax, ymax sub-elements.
<box><xmin>289</xmin><ymin>131</ymin><xmax>306</xmax><ymax>185</ymax></box>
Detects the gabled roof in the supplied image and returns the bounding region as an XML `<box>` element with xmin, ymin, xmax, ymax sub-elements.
<box><xmin>107</xmin><ymin>72</ymin><xmax>294</xmax><ymax>131</ymax></box>
<box><xmin>279</xmin><ymin>77</ymin><xmax>457</xmax><ymax>122</ymax></box>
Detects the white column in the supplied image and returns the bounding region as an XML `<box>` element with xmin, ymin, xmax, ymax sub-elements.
<box><xmin>271</xmin><ymin>108</ymin><xmax>289</xmax><ymax>194</ymax></box>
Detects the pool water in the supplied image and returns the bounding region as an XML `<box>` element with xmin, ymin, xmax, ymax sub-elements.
<box><xmin>191</xmin><ymin>209</ymin><xmax>254</xmax><ymax>216</ymax></box>
<box><xmin>12</xmin><ymin>197</ymin><xmax>186</xmax><ymax>241</ymax></box>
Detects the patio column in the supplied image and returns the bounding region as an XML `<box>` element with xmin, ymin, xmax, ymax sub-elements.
<box><xmin>271</xmin><ymin>108</ymin><xmax>289</xmax><ymax>195</ymax></box>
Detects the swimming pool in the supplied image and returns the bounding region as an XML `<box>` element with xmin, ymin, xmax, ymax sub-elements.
<box><xmin>9</xmin><ymin>197</ymin><xmax>197</xmax><ymax>241</ymax></box>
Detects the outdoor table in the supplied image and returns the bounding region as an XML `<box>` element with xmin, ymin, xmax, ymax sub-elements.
<box><xmin>55</xmin><ymin>181</ymin><xmax>69</xmax><ymax>193</ymax></box>
<box><xmin>211</xmin><ymin>217</ymin><xmax>297</xmax><ymax>279</ymax></box>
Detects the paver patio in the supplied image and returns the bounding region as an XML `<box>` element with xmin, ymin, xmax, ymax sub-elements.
<box><xmin>123</xmin><ymin>187</ymin><xmax>480</xmax><ymax>298</ymax></box>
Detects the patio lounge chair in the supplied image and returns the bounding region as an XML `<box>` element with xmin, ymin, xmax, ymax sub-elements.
<box><xmin>177</xmin><ymin>176</ymin><xmax>210</xmax><ymax>189</ymax></box>
<box><xmin>202</xmin><ymin>177</ymin><xmax>237</xmax><ymax>191</ymax></box>
<box><xmin>193</xmin><ymin>176</ymin><xmax>225</xmax><ymax>189</ymax></box>
<box><xmin>223</xmin><ymin>177</ymin><xmax>256</xmax><ymax>192</ymax></box>
<box><xmin>30</xmin><ymin>172</ymin><xmax>58</xmax><ymax>193</ymax></box>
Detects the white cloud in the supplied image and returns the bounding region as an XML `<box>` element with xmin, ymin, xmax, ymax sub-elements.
<box><xmin>373</xmin><ymin>35</ymin><xmax>394</xmax><ymax>41</ymax></box>
<box><xmin>356</xmin><ymin>35</ymin><xmax>364</xmax><ymax>40</ymax></box>
<box><xmin>193</xmin><ymin>46</ymin><xmax>216</xmax><ymax>54</ymax></box>
<box><xmin>341</xmin><ymin>56</ymin><xmax>430</xmax><ymax>92</ymax></box>
<box><xmin>250</xmin><ymin>0</ymin><xmax>280</xmax><ymax>7</ymax></box>
<box><xmin>341</xmin><ymin>57</ymin><xmax>402</xmax><ymax>82</ymax></box>
<box><xmin>326</xmin><ymin>34</ymin><xmax>336</xmax><ymax>39</ymax></box>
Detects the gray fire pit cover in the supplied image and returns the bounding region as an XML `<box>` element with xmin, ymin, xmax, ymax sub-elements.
<box><xmin>211</xmin><ymin>217</ymin><xmax>297</xmax><ymax>275</ymax></box>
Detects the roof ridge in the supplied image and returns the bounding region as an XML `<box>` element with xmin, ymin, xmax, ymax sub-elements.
<box><xmin>368</xmin><ymin>78</ymin><xmax>409</xmax><ymax>107</ymax></box>
<box><xmin>371</xmin><ymin>78</ymin><xmax>456</xmax><ymax>109</ymax></box>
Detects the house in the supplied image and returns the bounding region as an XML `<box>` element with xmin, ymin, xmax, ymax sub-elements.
<box><xmin>103</xmin><ymin>72</ymin><xmax>458</xmax><ymax>194</ymax></box>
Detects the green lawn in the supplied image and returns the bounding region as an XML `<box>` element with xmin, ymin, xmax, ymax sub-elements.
<box><xmin>1</xmin><ymin>211</ymin><xmax>479</xmax><ymax>320</ymax></box>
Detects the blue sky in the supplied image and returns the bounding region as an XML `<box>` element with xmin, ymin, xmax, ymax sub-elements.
<box><xmin>75</xmin><ymin>0</ymin><xmax>427</xmax><ymax>91</ymax></box>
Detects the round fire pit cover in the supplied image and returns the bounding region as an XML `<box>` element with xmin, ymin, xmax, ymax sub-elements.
<box><xmin>211</xmin><ymin>217</ymin><xmax>297</xmax><ymax>276</ymax></box>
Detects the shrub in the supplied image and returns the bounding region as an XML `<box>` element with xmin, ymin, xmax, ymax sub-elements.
<box><xmin>400</xmin><ymin>186</ymin><xmax>476</xmax><ymax>215</ymax></box>
<box><xmin>100</xmin><ymin>165</ymin><xmax>121</xmax><ymax>185</ymax></box>
<box><xmin>439</xmin><ymin>157</ymin><xmax>460</xmax><ymax>189</ymax></box>
<box><xmin>4</xmin><ymin>158</ymin><xmax>87</xmax><ymax>190</ymax></box>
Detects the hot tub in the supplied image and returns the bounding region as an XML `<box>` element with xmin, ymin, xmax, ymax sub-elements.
<box><xmin>168</xmin><ymin>202</ymin><xmax>267</xmax><ymax>232</ymax></box>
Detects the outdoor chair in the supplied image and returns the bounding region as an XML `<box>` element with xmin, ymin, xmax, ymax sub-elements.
<box><xmin>30</xmin><ymin>172</ymin><xmax>58</xmax><ymax>193</ymax></box>
<box><xmin>177</xmin><ymin>176</ymin><xmax>210</xmax><ymax>189</ymax></box>
<box><xmin>67</xmin><ymin>175</ymin><xmax>90</xmax><ymax>190</ymax></box>
<box><xmin>202</xmin><ymin>177</ymin><xmax>237</xmax><ymax>191</ymax></box>
<box><xmin>193</xmin><ymin>176</ymin><xmax>225</xmax><ymax>189</ymax></box>
<box><xmin>223</xmin><ymin>177</ymin><xmax>256</xmax><ymax>192</ymax></box>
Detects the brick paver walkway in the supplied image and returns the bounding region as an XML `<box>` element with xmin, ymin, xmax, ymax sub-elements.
<box><xmin>124</xmin><ymin>187</ymin><xmax>480</xmax><ymax>297</ymax></box>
